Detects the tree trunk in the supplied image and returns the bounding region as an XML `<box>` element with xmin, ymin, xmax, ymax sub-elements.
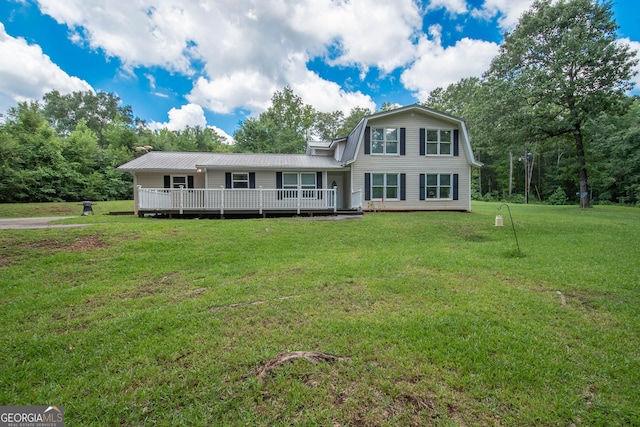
<box><xmin>477</xmin><ymin>151</ymin><xmax>483</xmax><ymax>197</ymax></box>
<box><xmin>573</xmin><ymin>123</ymin><xmax>590</xmax><ymax>208</ymax></box>
<box><xmin>509</xmin><ymin>151</ymin><xmax>513</xmax><ymax>196</ymax></box>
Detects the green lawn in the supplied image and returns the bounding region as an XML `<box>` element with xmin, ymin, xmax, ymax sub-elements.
<box><xmin>1</xmin><ymin>202</ymin><xmax>639</xmax><ymax>426</ymax></box>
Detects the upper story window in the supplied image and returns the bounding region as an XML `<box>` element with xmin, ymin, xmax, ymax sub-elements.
<box><xmin>371</xmin><ymin>128</ymin><xmax>399</xmax><ymax>155</ymax></box>
<box><xmin>426</xmin><ymin>129</ymin><xmax>452</xmax><ymax>155</ymax></box>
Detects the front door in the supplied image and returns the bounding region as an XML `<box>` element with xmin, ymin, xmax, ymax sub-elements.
<box><xmin>327</xmin><ymin>173</ymin><xmax>344</xmax><ymax>209</ymax></box>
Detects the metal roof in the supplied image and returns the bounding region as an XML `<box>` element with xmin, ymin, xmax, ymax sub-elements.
<box><xmin>118</xmin><ymin>151</ymin><xmax>345</xmax><ymax>172</ymax></box>
<box><xmin>340</xmin><ymin>119</ymin><xmax>365</xmax><ymax>164</ymax></box>
<box><xmin>307</xmin><ymin>140</ymin><xmax>333</xmax><ymax>148</ymax></box>
<box><xmin>118</xmin><ymin>104</ymin><xmax>481</xmax><ymax>173</ymax></box>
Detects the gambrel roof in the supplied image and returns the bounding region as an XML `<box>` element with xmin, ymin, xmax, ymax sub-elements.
<box><xmin>340</xmin><ymin>104</ymin><xmax>482</xmax><ymax>167</ymax></box>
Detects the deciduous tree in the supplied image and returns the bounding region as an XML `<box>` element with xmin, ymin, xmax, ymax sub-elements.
<box><xmin>485</xmin><ymin>0</ymin><xmax>637</xmax><ymax>208</ymax></box>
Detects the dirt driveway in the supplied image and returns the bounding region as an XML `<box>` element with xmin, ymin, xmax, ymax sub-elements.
<box><xmin>0</xmin><ymin>217</ymin><xmax>90</xmax><ymax>230</ymax></box>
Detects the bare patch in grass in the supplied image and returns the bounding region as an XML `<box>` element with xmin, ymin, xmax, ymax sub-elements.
<box><xmin>0</xmin><ymin>233</ymin><xmax>114</xmax><ymax>268</ymax></box>
<box><xmin>209</xmin><ymin>295</ymin><xmax>298</xmax><ymax>311</ymax></box>
<box><xmin>256</xmin><ymin>351</ymin><xmax>350</xmax><ymax>379</ymax></box>
<box><xmin>69</xmin><ymin>235</ymin><xmax>110</xmax><ymax>251</ymax></box>
<box><xmin>118</xmin><ymin>272</ymin><xmax>182</xmax><ymax>299</ymax></box>
<box><xmin>13</xmin><ymin>233</ymin><xmax>116</xmax><ymax>252</ymax></box>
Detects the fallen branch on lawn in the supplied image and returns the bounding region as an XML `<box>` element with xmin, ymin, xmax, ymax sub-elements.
<box><xmin>256</xmin><ymin>351</ymin><xmax>350</xmax><ymax>379</ymax></box>
<box><xmin>556</xmin><ymin>290</ymin><xmax>567</xmax><ymax>307</ymax></box>
<box><xmin>209</xmin><ymin>295</ymin><xmax>298</xmax><ymax>311</ymax></box>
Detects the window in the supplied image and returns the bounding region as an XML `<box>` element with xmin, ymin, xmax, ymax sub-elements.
<box><xmin>232</xmin><ymin>173</ymin><xmax>249</xmax><ymax>189</ymax></box>
<box><xmin>371</xmin><ymin>173</ymin><xmax>399</xmax><ymax>200</ymax></box>
<box><xmin>172</xmin><ymin>176</ymin><xmax>187</xmax><ymax>188</ymax></box>
<box><xmin>426</xmin><ymin>129</ymin><xmax>452</xmax><ymax>155</ymax></box>
<box><xmin>426</xmin><ymin>173</ymin><xmax>451</xmax><ymax>199</ymax></box>
<box><xmin>371</xmin><ymin>128</ymin><xmax>399</xmax><ymax>155</ymax></box>
<box><xmin>164</xmin><ymin>175</ymin><xmax>194</xmax><ymax>189</ymax></box>
<box><xmin>283</xmin><ymin>172</ymin><xmax>317</xmax><ymax>198</ymax></box>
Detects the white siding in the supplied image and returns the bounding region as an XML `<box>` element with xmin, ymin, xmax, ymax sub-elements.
<box><xmin>352</xmin><ymin>111</ymin><xmax>472</xmax><ymax>211</ymax></box>
<box><xmin>135</xmin><ymin>172</ymin><xmax>205</xmax><ymax>188</ymax></box>
<box><xmin>136</xmin><ymin>173</ymin><xmax>164</xmax><ymax>188</ymax></box>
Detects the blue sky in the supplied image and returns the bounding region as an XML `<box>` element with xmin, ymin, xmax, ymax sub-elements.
<box><xmin>1</xmin><ymin>0</ymin><xmax>638</xmax><ymax>142</ymax></box>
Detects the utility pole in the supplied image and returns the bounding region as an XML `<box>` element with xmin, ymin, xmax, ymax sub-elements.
<box><xmin>520</xmin><ymin>150</ymin><xmax>533</xmax><ymax>204</ymax></box>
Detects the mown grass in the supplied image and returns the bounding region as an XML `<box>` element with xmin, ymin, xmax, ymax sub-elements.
<box><xmin>1</xmin><ymin>202</ymin><xmax>639</xmax><ymax>426</ymax></box>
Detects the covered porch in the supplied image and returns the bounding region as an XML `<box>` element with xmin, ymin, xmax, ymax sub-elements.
<box><xmin>136</xmin><ymin>186</ymin><xmax>363</xmax><ymax>218</ymax></box>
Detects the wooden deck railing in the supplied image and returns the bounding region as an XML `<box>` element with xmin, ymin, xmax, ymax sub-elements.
<box><xmin>137</xmin><ymin>186</ymin><xmax>339</xmax><ymax>214</ymax></box>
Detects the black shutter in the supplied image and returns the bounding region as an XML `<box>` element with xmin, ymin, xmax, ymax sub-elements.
<box><xmin>364</xmin><ymin>126</ymin><xmax>371</xmax><ymax>155</ymax></box>
<box><xmin>453</xmin><ymin>129</ymin><xmax>459</xmax><ymax>157</ymax></box>
<box><xmin>225</xmin><ymin>172</ymin><xmax>232</xmax><ymax>189</ymax></box>
<box><xmin>316</xmin><ymin>171</ymin><xmax>323</xmax><ymax>200</ymax></box>
<box><xmin>400</xmin><ymin>173</ymin><xmax>406</xmax><ymax>200</ymax></box>
<box><xmin>400</xmin><ymin>128</ymin><xmax>406</xmax><ymax>155</ymax></box>
<box><xmin>419</xmin><ymin>174</ymin><xmax>426</xmax><ymax>200</ymax></box>
<box><xmin>276</xmin><ymin>172</ymin><xmax>283</xmax><ymax>200</ymax></box>
<box><xmin>364</xmin><ymin>173</ymin><xmax>371</xmax><ymax>201</ymax></box>
<box><xmin>249</xmin><ymin>172</ymin><xmax>256</xmax><ymax>189</ymax></box>
<box><xmin>419</xmin><ymin>128</ymin><xmax>425</xmax><ymax>156</ymax></box>
<box><xmin>453</xmin><ymin>174</ymin><xmax>459</xmax><ymax>200</ymax></box>
<box><xmin>187</xmin><ymin>175</ymin><xmax>194</xmax><ymax>189</ymax></box>
<box><xmin>164</xmin><ymin>175</ymin><xmax>170</xmax><ymax>189</ymax></box>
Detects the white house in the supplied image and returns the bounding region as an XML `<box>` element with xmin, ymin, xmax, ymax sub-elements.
<box><xmin>118</xmin><ymin>104</ymin><xmax>482</xmax><ymax>217</ymax></box>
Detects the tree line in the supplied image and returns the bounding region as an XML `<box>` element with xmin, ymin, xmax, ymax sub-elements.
<box><xmin>0</xmin><ymin>0</ymin><xmax>638</xmax><ymax>206</ymax></box>
<box><xmin>0</xmin><ymin>91</ymin><xmax>232</xmax><ymax>203</ymax></box>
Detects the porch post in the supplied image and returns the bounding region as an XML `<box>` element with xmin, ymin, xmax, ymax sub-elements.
<box><xmin>297</xmin><ymin>185</ymin><xmax>301</xmax><ymax>215</ymax></box>
<box><xmin>136</xmin><ymin>185</ymin><xmax>142</xmax><ymax>214</ymax></box>
<box><xmin>259</xmin><ymin>186</ymin><xmax>263</xmax><ymax>215</ymax></box>
<box><xmin>220</xmin><ymin>186</ymin><xmax>225</xmax><ymax>216</ymax></box>
<box><xmin>333</xmin><ymin>186</ymin><xmax>337</xmax><ymax>213</ymax></box>
<box><xmin>179</xmin><ymin>185</ymin><xmax>184</xmax><ymax>214</ymax></box>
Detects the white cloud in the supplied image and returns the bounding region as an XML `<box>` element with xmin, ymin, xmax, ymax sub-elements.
<box><xmin>187</xmin><ymin>73</ymin><xmax>278</xmax><ymax>115</ymax></box>
<box><xmin>148</xmin><ymin>103</ymin><xmax>206</xmax><ymax>131</ymax></box>
<box><xmin>426</xmin><ymin>0</ymin><xmax>468</xmax><ymax>15</ymax></box>
<box><xmin>208</xmin><ymin>125</ymin><xmax>234</xmax><ymax>145</ymax></box>
<box><xmin>472</xmin><ymin>0</ymin><xmax>534</xmax><ymax>30</ymax></box>
<box><xmin>36</xmin><ymin>0</ymin><xmax>198</xmax><ymax>74</ymax></box>
<box><xmin>621</xmin><ymin>39</ymin><xmax>640</xmax><ymax>92</ymax></box>
<box><xmin>0</xmin><ymin>22</ymin><xmax>93</xmax><ymax>113</ymax></box>
<box><xmin>287</xmin><ymin>64</ymin><xmax>376</xmax><ymax>115</ymax></box>
<box><xmin>32</xmin><ymin>0</ymin><xmax>421</xmax><ymax>117</ymax></box>
<box><xmin>148</xmin><ymin>103</ymin><xmax>234</xmax><ymax>143</ymax></box>
<box><xmin>288</xmin><ymin>0</ymin><xmax>422</xmax><ymax>74</ymax></box>
<box><xmin>400</xmin><ymin>24</ymin><xmax>500</xmax><ymax>100</ymax></box>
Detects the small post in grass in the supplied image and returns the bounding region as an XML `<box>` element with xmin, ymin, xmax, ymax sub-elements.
<box><xmin>498</xmin><ymin>203</ymin><xmax>520</xmax><ymax>255</ymax></box>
